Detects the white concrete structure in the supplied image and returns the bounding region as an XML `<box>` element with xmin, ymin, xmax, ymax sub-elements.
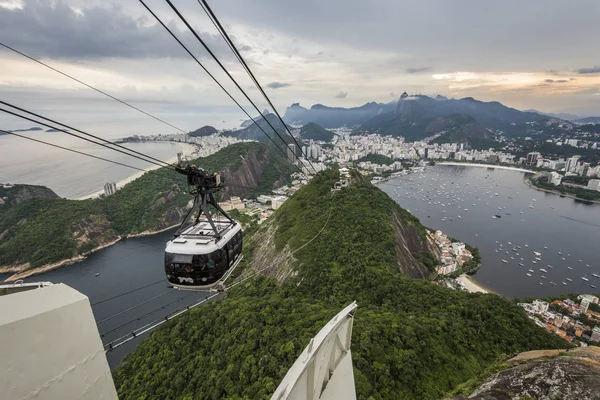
<box><xmin>0</xmin><ymin>282</ymin><xmax>118</xmax><ymax>400</ymax></box>
<box><xmin>533</xmin><ymin>299</ymin><xmax>549</xmax><ymax>314</ymax></box>
<box><xmin>587</xmin><ymin>179</ymin><xmax>600</xmax><ymax>191</ymax></box>
<box><xmin>548</xmin><ymin>171</ymin><xmax>563</xmax><ymax>186</ymax></box>
<box><xmin>271</xmin><ymin>302</ymin><xmax>357</xmax><ymax>400</ymax></box>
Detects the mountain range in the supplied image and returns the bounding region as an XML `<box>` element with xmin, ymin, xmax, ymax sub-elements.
<box><xmin>282</xmin><ymin>94</ymin><xmax>594</xmax><ymax>143</ymax></box>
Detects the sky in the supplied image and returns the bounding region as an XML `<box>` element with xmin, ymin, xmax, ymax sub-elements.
<box><xmin>1</xmin><ymin>0</ymin><xmax>599</xmax><ymax>136</ymax></box>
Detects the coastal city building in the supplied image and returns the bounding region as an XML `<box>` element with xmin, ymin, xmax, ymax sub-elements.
<box><xmin>430</xmin><ymin>230</ymin><xmax>472</xmax><ymax>275</ymax></box>
<box><xmin>519</xmin><ymin>296</ymin><xmax>600</xmax><ymax>346</ymax></box>
<box><xmin>587</xmin><ymin>179</ymin><xmax>600</xmax><ymax>191</ymax></box>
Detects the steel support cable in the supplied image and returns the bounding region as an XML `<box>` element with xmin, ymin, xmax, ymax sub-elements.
<box><xmin>0</xmin><ymin>101</ymin><xmax>175</xmax><ymax>169</ymax></box>
<box><xmin>96</xmin><ymin>289</ymin><xmax>175</xmax><ymax>325</ymax></box>
<box><xmin>103</xmin><ymin>264</ymin><xmax>275</xmax><ymax>351</ymax></box>
<box><xmin>0</xmin><ymin>42</ymin><xmax>188</xmax><ymax>135</ymax></box>
<box><xmin>161</xmin><ymin>0</ymin><xmax>313</xmax><ymax>174</ymax></box>
<box><xmin>100</xmin><ymin>291</ymin><xmax>197</xmax><ymax>338</ymax></box>
<box><xmin>197</xmin><ymin>0</ymin><xmax>317</xmax><ymax>174</ymax></box>
<box><xmin>0</xmin><ymin>130</ymin><xmax>144</xmax><ymax>172</ymax></box>
<box><xmin>137</xmin><ymin>0</ymin><xmax>302</xmax><ymax>173</ymax></box>
<box><xmin>92</xmin><ymin>279</ymin><xmax>167</xmax><ymax>306</ymax></box>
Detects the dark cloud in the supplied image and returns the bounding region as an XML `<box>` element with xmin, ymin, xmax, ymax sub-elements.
<box><xmin>544</xmin><ymin>79</ymin><xmax>569</xmax><ymax>83</ymax></box>
<box><xmin>406</xmin><ymin>67</ymin><xmax>431</xmax><ymax>74</ymax></box>
<box><xmin>577</xmin><ymin>66</ymin><xmax>600</xmax><ymax>74</ymax></box>
<box><xmin>0</xmin><ymin>1</ymin><xmax>239</xmax><ymax>60</ymax></box>
<box><xmin>266</xmin><ymin>81</ymin><xmax>291</xmax><ymax>89</ymax></box>
<box><xmin>335</xmin><ymin>91</ymin><xmax>348</xmax><ymax>99</ymax></box>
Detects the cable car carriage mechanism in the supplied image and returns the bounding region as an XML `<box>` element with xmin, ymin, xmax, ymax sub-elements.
<box><xmin>165</xmin><ymin>164</ymin><xmax>243</xmax><ymax>291</ymax></box>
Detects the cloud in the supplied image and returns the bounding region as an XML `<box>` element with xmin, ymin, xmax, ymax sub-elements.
<box><xmin>406</xmin><ymin>67</ymin><xmax>431</xmax><ymax>74</ymax></box>
<box><xmin>335</xmin><ymin>91</ymin><xmax>348</xmax><ymax>99</ymax></box>
<box><xmin>577</xmin><ymin>66</ymin><xmax>600</xmax><ymax>74</ymax></box>
<box><xmin>0</xmin><ymin>0</ymin><xmax>240</xmax><ymax>60</ymax></box>
<box><xmin>544</xmin><ymin>79</ymin><xmax>569</xmax><ymax>83</ymax></box>
<box><xmin>266</xmin><ymin>81</ymin><xmax>291</xmax><ymax>89</ymax></box>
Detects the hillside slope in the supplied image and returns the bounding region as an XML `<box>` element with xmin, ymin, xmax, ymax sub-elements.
<box><xmin>298</xmin><ymin>122</ymin><xmax>335</xmax><ymax>142</ymax></box>
<box><xmin>114</xmin><ymin>169</ymin><xmax>568</xmax><ymax>400</ymax></box>
<box><xmin>0</xmin><ymin>142</ymin><xmax>289</xmax><ymax>274</ymax></box>
<box><xmin>0</xmin><ymin>184</ymin><xmax>59</xmax><ymax>207</ymax></box>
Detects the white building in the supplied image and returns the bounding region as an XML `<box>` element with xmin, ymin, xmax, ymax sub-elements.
<box><xmin>548</xmin><ymin>172</ymin><xmax>563</xmax><ymax>186</ymax></box>
<box><xmin>577</xmin><ymin>294</ymin><xmax>599</xmax><ymax>304</ymax></box>
<box><xmin>580</xmin><ymin>298</ymin><xmax>591</xmax><ymax>314</ymax></box>
<box><xmin>587</xmin><ymin>179</ymin><xmax>600</xmax><ymax>191</ymax></box>
<box><xmin>533</xmin><ymin>299</ymin><xmax>549</xmax><ymax>313</ymax></box>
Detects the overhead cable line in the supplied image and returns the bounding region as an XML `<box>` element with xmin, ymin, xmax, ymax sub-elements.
<box><xmin>137</xmin><ymin>0</ymin><xmax>303</xmax><ymax>173</ymax></box>
<box><xmin>0</xmin><ymin>101</ymin><xmax>175</xmax><ymax>169</ymax></box>
<box><xmin>104</xmin><ymin>263</ymin><xmax>275</xmax><ymax>351</ymax></box>
<box><xmin>196</xmin><ymin>0</ymin><xmax>317</xmax><ymax>174</ymax></box>
<box><xmin>0</xmin><ymin>41</ymin><xmax>188</xmax><ymax>135</ymax></box>
<box><xmin>91</xmin><ymin>279</ymin><xmax>168</xmax><ymax>306</ymax></box>
<box><xmin>0</xmin><ymin>130</ymin><xmax>144</xmax><ymax>172</ymax></box>
<box><xmin>163</xmin><ymin>0</ymin><xmax>313</xmax><ymax>174</ymax></box>
<box><xmin>100</xmin><ymin>290</ymin><xmax>197</xmax><ymax>338</ymax></box>
<box><xmin>96</xmin><ymin>288</ymin><xmax>175</xmax><ymax>325</ymax></box>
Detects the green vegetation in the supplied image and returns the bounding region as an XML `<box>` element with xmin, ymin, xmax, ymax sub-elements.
<box><xmin>0</xmin><ymin>142</ymin><xmax>286</xmax><ymax>269</ymax></box>
<box><xmin>115</xmin><ymin>168</ymin><xmax>568</xmax><ymax>400</ymax></box>
<box><xmin>357</xmin><ymin>153</ymin><xmax>394</xmax><ymax>166</ymax></box>
<box><xmin>531</xmin><ymin>176</ymin><xmax>600</xmax><ymax>202</ymax></box>
<box><xmin>299</xmin><ymin>122</ymin><xmax>335</xmax><ymax>142</ymax></box>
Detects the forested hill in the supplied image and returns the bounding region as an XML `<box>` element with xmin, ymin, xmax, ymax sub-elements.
<box><xmin>114</xmin><ymin>168</ymin><xmax>568</xmax><ymax>400</ymax></box>
<box><xmin>0</xmin><ymin>142</ymin><xmax>290</xmax><ymax>273</ymax></box>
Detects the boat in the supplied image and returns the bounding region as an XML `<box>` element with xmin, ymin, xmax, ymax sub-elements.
<box><xmin>592</xmin><ymin>284</ymin><xmax>598</xmax><ymax>289</ymax></box>
<box><xmin>501</xmin><ymin>259</ymin><xmax>509</xmax><ymax>264</ymax></box>
<box><xmin>562</xmin><ymin>282</ymin><xmax>567</xmax><ymax>286</ymax></box>
<box><xmin>532</xmin><ymin>260</ymin><xmax>537</xmax><ymax>264</ymax></box>
<box><xmin>535</xmin><ymin>257</ymin><xmax>542</xmax><ymax>261</ymax></box>
<box><xmin>525</xmin><ymin>244</ymin><xmax>529</xmax><ymax>248</ymax></box>
<box><xmin>567</xmin><ymin>266</ymin><xmax>573</xmax><ymax>270</ymax></box>
<box><xmin>95</xmin><ymin>273</ymin><xmax>100</xmax><ymax>277</ymax></box>
<box><xmin>539</xmin><ymin>268</ymin><xmax>547</xmax><ymax>273</ymax></box>
<box><xmin>592</xmin><ymin>273</ymin><xmax>600</xmax><ymax>278</ymax></box>
<box><xmin>526</xmin><ymin>273</ymin><xmax>532</xmax><ymax>277</ymax></box>
<box><xmin>519</xmin><ymin>263</ymin><xmax>524</xmax><ymax>266</ymax></box>
<box><xmin>582</xmin><ymin>277</ymin><xmax>589</xmax><ymax>282</ymax></box>
<box><xmin>541</xmin><ymin>275</ymin><xmax>546</xmax><ymax>279</ymax></box>
<box><xmin>508</xmin><ymin>242</ymin><xmax>512</xmax><ymax>245</ymax></box>
<box><xmin>566</xmin><ymin>278</ymin><xmax>572</xmax><ymax>282</ymax></box>
<box><xmin>533</xmin><ymin>251</ymin><xmax>541</xmax><ymax>257</ymax></box>
<box><xmin>547</xmin><ymin>265</ymin><xmax>553</xmax><ymax>269</ymax></box>
<box><xmin>544</xmin><ymin>246</ymin><xmax>548</xmax><ymax>249</ymax></box>
<box><xmin>512</xmin><ymin>248</ymin><xmax>518</xmax><ymax>252</ymax></box>
<box><xmin>528</xmin><ymin>269</ymin><xmax>534</xmax><ymax>273</ymax></box>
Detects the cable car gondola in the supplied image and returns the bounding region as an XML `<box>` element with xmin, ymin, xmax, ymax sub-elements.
<box><xmin>165</xmin><ymin>164</ymin><xmax>243</xmax><ymax>291</ymax></box>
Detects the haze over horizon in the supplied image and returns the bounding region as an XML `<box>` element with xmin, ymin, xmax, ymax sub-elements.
<box><xmin>1</xmin><ymin>0</ymin><xmax>599</xmax><ymax>135</ymax></box>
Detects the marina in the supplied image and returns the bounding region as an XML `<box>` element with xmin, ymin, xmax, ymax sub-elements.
<box><xmin>380</xmin><ymin>164</ymin><xmax>600</xmax><ymax>298</ymax></box>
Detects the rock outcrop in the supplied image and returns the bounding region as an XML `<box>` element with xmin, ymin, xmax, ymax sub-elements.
<box><xmin>448</xmin><ymin>347</ymin><xmax>600</xmax><ymax>400</ymax></box>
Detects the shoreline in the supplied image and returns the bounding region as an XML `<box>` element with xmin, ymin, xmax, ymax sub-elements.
<box><xmin>75</xmin><ymin>143</ymin><xmax>198</xmax><ymax>201</ymax></box>
<box><xmin>524</xmin><ymin>178</ymin><xmax>600</xmax><ymax>205</ymax></box>
<box><xmin>456</xmin><ymin>273</ymin><xmax>492</xmax><ymax>294</ymax></box>
<box><xmin>1</xmin><ymin>224</ymin><xmax>179</xmax><ymax>283</ymax></box>
<box><xmin>437</xmin><ymin>162</ymin><xmax>535</xmax><ymax>174</ymax></box>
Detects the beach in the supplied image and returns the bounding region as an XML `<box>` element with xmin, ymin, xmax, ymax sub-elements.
<box><xmin>456</xmin><ymin>274</ymin><xmax>489</xmax><ymax>294</ymax></box>
<box><xmin>76</xmin><ymin>142</ymin><xmax>198</xmax><ymax>200</ymax></box>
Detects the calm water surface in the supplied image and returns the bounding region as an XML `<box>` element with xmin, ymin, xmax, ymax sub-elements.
<box><xmin>380</xmin><ymin>165</ymin><xmax>600</xmax><ymax>299</ymax></box>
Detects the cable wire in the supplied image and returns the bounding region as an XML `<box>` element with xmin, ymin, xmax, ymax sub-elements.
<box><xmin>137</xmin><ymin>0</ymin><xmax>302</xmax><ymax>173</ymax></box>
<box><xmin>92</xmin><ymin>279</ymin><xmax>167</xmax><ymax>306</ymax></box>
<box><xmin>0</xmin><ymin>130</ymin><xmax>144</xmax><ymax>172</ymax></box>
<box><xmin>197</xmin><ymin>0</ymin><xmax>317</xmax><ymax>174</ymax></box>
<box><xmin>0</xmin><ymin>41</ymin><xmax>188</xmax><ymax>135</ymax></box>
<box><xmin>100</xmin><ymin>291</ymin><xmax>197</xmax><ymax>338</ymax></box>
<box><xmin>96</xmin><ymin>289</ymin><xmax>175</xmax><ymax>325</ymax></box>
<box><xmin>104</xmin><ymin>263</ymin><xmax>275</xmax><ymax>351</ymax></box>
<box><xmin>160</xmin><ymin>0</ymin><xmax>313</xmax><ymax>174</ymax></box>
<box><xmin>0</xmin><ymin>100</ymin><xmax>175</xmax><ymax>169</ymax></box>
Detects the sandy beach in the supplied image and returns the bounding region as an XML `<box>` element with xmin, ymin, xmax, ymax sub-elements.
<box><xmin>437</xmin><ymin>162</ymin><xmax>534</xmax><ymax>174</ymax></box>
<box><xmin>76</xmin><ymin>142</ymin><xmax>198</xmax><ymax>200</ymax></box>
<box><xmin>456</xmin><ymin>274</ymin><xmax>489</xmax><ymax>294</ymax></box>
